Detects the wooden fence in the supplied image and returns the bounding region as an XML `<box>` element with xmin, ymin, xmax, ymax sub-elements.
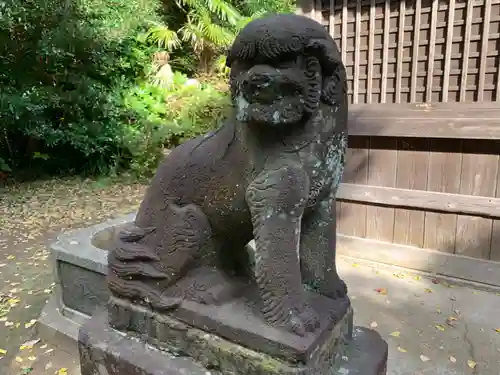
<box><xmin>298</xmin><ymin>0</ymin><xmax>500</xmax><ymax>287</ymax></box>
<box><xmin>298</xmin><ymin>0</ymin><xmax>500</xmax><ymax>104</ymax></box>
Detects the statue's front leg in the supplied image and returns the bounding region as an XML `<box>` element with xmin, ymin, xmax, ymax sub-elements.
<box><xmin>246</xmin><ymin>165</ymin><xmax>319</xmax><ymax>336</ymax></box>
<box><xmin>301</xmin><ymin>194</ymin><xmax>347</xmax><ymax>300</ymax></box>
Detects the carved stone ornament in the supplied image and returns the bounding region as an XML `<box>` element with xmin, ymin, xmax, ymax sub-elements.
<box><xmin>107</xmin><ymin>13</ymin><xmax>349</xmax><ymax>339</ymax></box>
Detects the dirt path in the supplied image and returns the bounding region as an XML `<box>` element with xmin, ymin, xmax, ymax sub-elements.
<box><xmin>0</xmin><ymin>177</ymin><xmax>147</xmax><ymax>373</ymax></box>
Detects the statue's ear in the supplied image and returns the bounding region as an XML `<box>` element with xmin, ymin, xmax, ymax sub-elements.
<box><xmin>306</xmin><ymin>38</ymin><xmax>346</xmax><ymax>106</ymax></box>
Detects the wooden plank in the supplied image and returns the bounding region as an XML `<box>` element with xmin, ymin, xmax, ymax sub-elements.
<box><xmin>395</xmin><ymin>0</ymin><xmax>405</xmax><ymax>103</ymax></box>
<box><xmin>348</xmin><ymin>103</ymin><xmax>500</xmax><ymax>139</ymax></box>
<box><xmin>393</xmin><ymin>139</ymin><xmax>429</xmax><ymax>247</ymax></box>
<box><xmin>423</xmin><ymin>139</ymin><xmax>462</xmax><ymax>253</ymax></box>
<box><xmin>459</xmin><ymin>0</ymin><xmax>473</xmax><ymax>101</ymax></box>
<box><xmin>329</xmin><ymin>0</ymin><xmax>335</xmax><ymax>39</ymax></box>
<box><xmin>337</xmin><ymin>183</ymin><xmax>500</xmax><ymax>219</ymax></box>
<box><xmin>442</xmin><ymin>0</ymin><xmax>455</xmax><ymax>102</ymax></box>
<box><xmin>381</xmin><ymin>0</ymin><xmax>390</xmax><ymax>103</ymax></box>
<box><xmin>341</xmin><ymin>0</ymin><xmax>347</xmax><ymax>65</ymax></box>
<box><xmin>367</xmin><ymin>0</ymin><xmax>375</xmax><ymax>104</ymax></box>
<box><xmin>349</xmin><ymin>117</ymin><xmax>500</xmax><ymax>139</ymax></box>
<box><xmin>478</xmin><ymin>0</ymin><xmax>492</xmax><ymax>102</ymax></box>
<box><xmin>491</xmin><ymin>157</ymin><xmax>500</xmax><ymax>261</ymax></box>
<box><xmin>350</xmin><ymin>102</ymin><xmax>500</xmax><ymax>112</ymax></box>
<box><xmin>314</xmin><ymin>0</ymin><xmax>322</xmax><ymax>23</ymax></box>
<box><xmin>365</xmin><ymin>137</ymin><xmax>398</xmax><ymax>242</ymax></box>
<box><xmin>410</xmin><ymin>0</ymin><xmax>421</xmax><ymax>103</ymax></box>
<box><xmin>455</xmin><ymin>140</ymin><xmax>499</xmax><ymax>259</ymax></box>
<box><xmin>426</xmin><ymin>0</ymin><xmax>438</xmax><ymax>102</ymax></box>
<box><xmin>337</xmin><ymin>234</ymin><xmax>500</xmax><ymax>289</ymax></box>
<box><xmin>353</xmin><ymin>0</ymin><xmax>361</xmax><ymax>104</ymax></box>
<box><xmin>496</xmin><ymin>52</ymin><xmax>500</xmax><ymax>102</ymax></box>
<box><xmin>339</xmin><ymin>137</ymin><xmax>370</xmax><ymax>237</ymax></box>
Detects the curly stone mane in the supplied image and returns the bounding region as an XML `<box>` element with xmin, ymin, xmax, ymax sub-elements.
<box><xmin>226</xmin><ymin>13</ymin><xmax>346</xmax><ymax>111</ymax></box>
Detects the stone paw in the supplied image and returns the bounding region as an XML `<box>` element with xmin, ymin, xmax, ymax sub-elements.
<box><xmin>284</xmin><ymin>304</ymin><xmax>320</xmax><ymax>337</ymax></box>
<box><xmin>149</xmin><ymin>295</ymin><xmax>183</xmax><ymax>311</ymax></box>
<box><xmin>322</xmin><ymin>277</ymin><xmax>348</xmax><ymax>299</ymax></box>
<box><xmin>297</xmin><ymin>303</ymin><xmax>320</xmax><ymax>332</ymax></box>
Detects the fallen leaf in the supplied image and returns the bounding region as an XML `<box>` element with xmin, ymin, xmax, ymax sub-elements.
<box><xmin>25</xmin><ymin>319</ymin><xmax>37</xmax><ymax>328</ymax></box>
<box><xmin>45</xmin><ymin>362</ymin><xmax>53</xmax><ymax>370</ymax></box>
<box><xmin>390</xmin><ymin>331</ymin><xmax>400</xmax><ymax>337</ymax></box>
<box><xmin>435</xmin><ymin>324</ymin><xmax>445</xmax><ymax>331</ymax></box>
<box><xmin>397</xmin><ymin>346</ymin><xmax>407</xmax><ymax>353</ymax></box>
<box><xmin>4</xmin><ymin>321</ymin><xmax>13</xmax><ymax>327</ymax></box>
<box><xmin>56</xmin><ymin>368</ymin><xmax>68</xmax><ymax>375</ymax></box>
<box><xmin>446</xmin><ymin>316</ymin><xmax>458</xmax><ymax>326</ymax></box>
<box><xmin>20</xmin><ymin>339</ymin><xmax>40</xmax><ymax>350</ymax></box>
<box><xmin>15</xmin><ymin>356</ymin><xmax>23</xmax><ymax>363</ymax></box>
<box><xmin>44</xmin><ymin>349</ymin><xmax>54</xmax><ymax>354</ymax></box>
<box><xmin>0</xmin><ymin>349</ymin><xmax>6</xmax><ymax>355</ymax></box>
<box><xmin>20</xmin><ymin>368</ymin><xmax>33</xmax><ymax>375</ymax></box>
<box><xmin>449</xmin><ymin>356</ymin><xmax>457</xmax><ymax>363</ymax></box>
<box><xmin>351</xmin><ymin>263</ymin><xmax>359</xmax><ymax>267</ymax></box>
<box><xmin>375</xmin><ymin>288</ymin><xmax>388</xmax><ymax>295</ymax></box>
<box><xmin>370</xmin><ymin>321</ymin><xmax>378</xmax><ymax>328</ymax></box>
<box><xmin>424</xmin><ymin>288</ymin><xmax>433</xmax><ymax>293</ymax></box>
<box><xmin>494</xmin><ymin>328</ymin><xmax>500</xmax><ymax>333</ymax></box>
<box><xmin>420</xmin><ymin>355</ymin><xmax>430</xmax><ymax>362</ymax></box>
<box><xmin>393</xmin><ymin>272</ymin><xmax>405</xmax><ymax>279</ymax></box>
<box><xmin>27</xmin><ymin>356</ymin><xmax>36</xmax><ymax>361</ymax></box>
<box><xmin>413</xmin><ymin>275</ymin><xmax>421</xmax><ymax>280</ymax></box>
<box><xmin>467</xmin><ymin>360</ymin><xmax>476</xmax><ymax>369</ymax></box>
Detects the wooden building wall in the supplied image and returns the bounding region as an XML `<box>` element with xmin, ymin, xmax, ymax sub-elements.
<box><xmin>298</xmin><ymin>0</ymin><xmax>500</xmax><ymax>104</ymax></box>
<box><xmin>298</xmin><ymin>0</ymin><xmax>500</xmax><ymax>284</ymax></box>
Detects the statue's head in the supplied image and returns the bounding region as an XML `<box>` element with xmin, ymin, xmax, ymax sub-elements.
<box><xmin>226</xmin><ymin>14</ymin><xmax>346</xmax><ymax>127</ymax></box>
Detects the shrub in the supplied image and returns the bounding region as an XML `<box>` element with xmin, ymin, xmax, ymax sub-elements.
<box><xmin>0</xmin><ymin>0</ymin><xmax>164</xmax><ymax>176</ymax></box>
<box><xmin>117</xmin><ymin>72</ymin><xmax>231</xmax><ymax>177</ymax></box>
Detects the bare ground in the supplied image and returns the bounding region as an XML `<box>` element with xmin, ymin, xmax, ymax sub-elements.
<box><xmin>0</xmin><ymin>176</ymin><xmax>147</xmax><ymax>374</ymax></box>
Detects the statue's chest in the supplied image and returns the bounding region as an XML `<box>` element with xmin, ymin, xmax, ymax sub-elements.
<box><xmin>297</xmin><ymin>132</ymin><xmax>347</xmax><ymax>207</ymax></box>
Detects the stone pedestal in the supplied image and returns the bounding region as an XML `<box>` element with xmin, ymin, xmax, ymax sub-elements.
<box><xmin>79</xmin><ymin>308</ymin><xmax>387</xmax><ymax>375</ymax></box>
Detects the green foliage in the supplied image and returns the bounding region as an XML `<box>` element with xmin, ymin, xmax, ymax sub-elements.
<box><xmin>0</xmin><ymin>0</ymin><xmax>293</xmax><ymax>178</ymax></box>
<box><xmin>117</xmin><ymin>73</ymin><xmax>230</xmax><ymax>177</ymax></box>
<box><xmin>145</xmin><ymin>0</ymin><xmax>295</xmax><ymax>73</ymax></box>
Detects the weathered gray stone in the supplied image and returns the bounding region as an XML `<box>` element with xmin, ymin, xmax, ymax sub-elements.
<box><xmin>37</xmin><ymin>214</ymin><xmax>135</xmax><ymax>348</ymax></box>
<box><xmin>330</xmin><ymin>327</ymin><xmax>388</xmax><ymax>375</ymax></box>
<box><xmin>79</xmin><ymin>311</ymin><xmax>386</xmax><ymax>375</ymax></box>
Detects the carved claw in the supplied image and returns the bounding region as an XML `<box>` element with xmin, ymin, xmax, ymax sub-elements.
<box><xmin>149</xmin><ymin>295</ymin><xmax>183</xmax><ymax>311</ymax></box>
<box><xmin>285</xmin><ymin>305</ymin><xmax>320</xmax><ymax>337</ymax></box>
<box><xmin>298</xmin><ymin>303</ymin><xmax>320</xmax><ymax>331</ymax></box>
<box><xmin>321</xmin><ymin>276</ymin><xmax>348</xmax><ymax>299</ymax></box>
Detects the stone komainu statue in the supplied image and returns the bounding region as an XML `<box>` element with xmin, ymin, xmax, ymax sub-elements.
<box><xmin>108</xmin><ymin>13</ymin><xmax>348</xmax><ymax>336</ymax></box>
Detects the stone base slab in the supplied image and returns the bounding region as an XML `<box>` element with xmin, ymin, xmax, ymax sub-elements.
<box><xmin>79</xmin><ymin>310</ymin><xmax>387</xmax><ymax>375</ymax></box>
<box><xmin>108</xmin><ymin>296</ymin><xmax>352</xmax><ymax>375</ymax></box>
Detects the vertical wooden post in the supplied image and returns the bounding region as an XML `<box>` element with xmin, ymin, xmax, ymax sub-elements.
<box><xmin>367</xmin><ymin>0</ymin><xmax>375</xmax><ymax>104</ymax></box>
<box><xmin>329</xmin><ymin>0</ymin><xmax>335</xmax><ymax>39</ymax></box>
<box><xmin>381</xmin><ymin>0</ymin><xmax>390</xmax><ymax>103</ymax></box>
<box><xmin>353</xmin><ymin>1</ymin><xmax>361</xmax><ymax>104</ymax></box>
<box><xmin>396</xmin><ymin>1</ymin><xmax>405</xmax><ymax>103</ymax></box>
<box><xmin>341</xmin><ymin>0</ymin><xmax>347</xmax><ymax>69</ymax></box>
<box><xmin>459</xmin><ymin>0</ymin><xmax>473</xmax><ymax>102</ymax></box>
<box><xmin>478</xmin><ymin>0</ymin><xmax>492</xmax><ymax>102</ymax></box>
<box><xmin>410</xmin><ymin>0</ymin><xmax>421</xmax><ymax>103</ymax></box>
<box><xmin>442</xmin><ymin>0</ymin><xmax>455</xmax><ymax>102</ymax></box>
<box><xmin>426</xmin><ymin>0</ymin><xmax>438</xmax><ymax>102</ymax></box>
